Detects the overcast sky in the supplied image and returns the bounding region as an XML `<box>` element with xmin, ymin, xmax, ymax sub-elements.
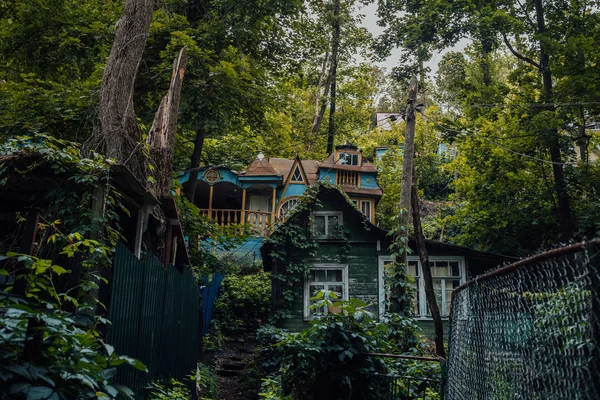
<box><xmin>357</xmin><ymin>3</ymin><xmax>469</xmax><ymax>78</ymax></box>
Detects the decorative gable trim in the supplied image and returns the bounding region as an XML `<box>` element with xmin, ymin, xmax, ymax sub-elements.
<box><xmin>277</xmin><ymin>157</ymin><xmax>309</xmax><ymax>209</ymax></box>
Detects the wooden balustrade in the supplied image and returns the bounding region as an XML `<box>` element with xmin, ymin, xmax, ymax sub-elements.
<box><xmin>337</xmin><ymin>170</ymin><xmax>359</xmax><ymax>187</ymax></box>
<box><xmin>199</xmin><ymin>209</ymin><xmax>277</xmax><ymax>236</ymax></box>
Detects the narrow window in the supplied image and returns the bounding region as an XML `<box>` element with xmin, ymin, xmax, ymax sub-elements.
<box><xmin>360</xmin><ymin>200</ymin><xmax>372</xmax><ymax>221</ymax></box>
<box><xmin>338</xmin><ymin>152</ymin><xmax>359</xmax><ymax>166</ymax></box>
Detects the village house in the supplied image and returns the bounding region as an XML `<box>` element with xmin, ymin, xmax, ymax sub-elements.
<box><xmin>178</xmin><ymin>143</ymin><xmax>382</xmax><ymax>260</ymax></box>
<box><xmin>260</xmin><ymin>184</ymin><xmax>513</xmax><ymax>335</ymax></box>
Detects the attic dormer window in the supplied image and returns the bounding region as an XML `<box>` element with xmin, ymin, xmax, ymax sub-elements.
<box><xmin>338</xmin><ymin>152</ymin><xmax>359</xmax><ymax>166</ymax></box>
<box><xmin>291</xmin><ymin>165</ymin><xmax>303</xmax><ymax>182</ymax></box>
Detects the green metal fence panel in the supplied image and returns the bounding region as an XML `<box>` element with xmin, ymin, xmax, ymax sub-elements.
<box><xmin>108</xmin><ymin>243</ymin><xmax>201</xmax><ymax>397</ymax></box>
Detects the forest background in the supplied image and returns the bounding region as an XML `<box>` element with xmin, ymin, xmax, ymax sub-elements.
<box><xmin>1</xmin><ymin>0</ymin><xmax>599</xmax><ymax>256</ymax></box>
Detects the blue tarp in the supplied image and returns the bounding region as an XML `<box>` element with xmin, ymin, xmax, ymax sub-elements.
<box><xmin>201</xmin><ymin>273</ymin><xmax>225</xmax><ymax>335</ymax></box>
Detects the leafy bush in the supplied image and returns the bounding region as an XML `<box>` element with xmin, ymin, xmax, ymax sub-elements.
<box><xmin>148</xmin><ymin>363</ymin><xmax>218</xmax><ymax>400</ymax></box>
<box><xmin>213</xmin><ymin>270</ymin><xmax>271</xmax><ymax>331</ymax></box>
<box><xmin>148</xmin><ymin>379</ymin><xmax>192</xmax><ymax>400</ymax></box>
<box><xmin>256</xmin><ymin>292</ymin><xmax>423</xmax><ymax>399</ymax></box>
<box><xmin>0</xmin><ymin>254</ymin><xmax>145</xmax><ymax>399</ymax></box>
<box><xmin>193</xmin><ymin>362</ymin><xmax>219</xmax><ymax>400</ymax></box>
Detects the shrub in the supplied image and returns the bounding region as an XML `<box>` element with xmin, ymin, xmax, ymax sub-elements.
<box><xmin>0</xmin><ymin>255</ymin><xmax>145</xmax><ymax>399</ymax></box>
<box><xmin>193</xmin><ymin>362</ymin><xmax>219</xmax><ymax>399</ymax></box>
<box><xmin>148</xmin><ymin>379</ymin><xmax>191</xmax><ymax>400</ymax></box>
<box><xmin>213</xmin><ymin>270</ymin><xmax>271</xmax><ymax>331</ymax></box>
<box><xmin>257</xmin><ymin>293</ymin><xmax>414</xmax><ymax>399</ymax></box>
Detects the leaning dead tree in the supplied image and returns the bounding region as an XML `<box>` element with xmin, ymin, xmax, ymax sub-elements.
<box><xmin>148</xmin><ymin>48</ymin><xmax>189</xmax><ymax>198</ymax></box>
<box><xmin>98</xmin><ymin>0</ymin><xmax>155</xmax><ymax>182</ymax></box>
<box><xmin>411</xmin><ymin>166</ymin><xmax>445</xmax><ymax>358</ymax></box>
<box><xmin>389</xmin><ymin>76</ymin><xmax>418</xmax><ymax>314</ymax></box>
<box><xmin>83</xmin><ymin>0</ymin><xmax>154</xmax><ymax>313</ymax></box>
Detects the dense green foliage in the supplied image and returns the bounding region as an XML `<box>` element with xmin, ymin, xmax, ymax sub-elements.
<box><xmin>213</xmin><ymin>268</ymin><xmax>271</xmax><ymax>331</ymax></box>
<box><xmin>1</xmin><ymin>0</ymin><xmax>598</xmax><ymax>255</ymax></box>
<box><xmin>147</xmin><ymin>363</ymin><xmax>218</xmax><ymax>400</ymax></box>
<box><xmin>0</xmin><ymin>135</ymin><xmax>145</xmax><ymax>398</ymax></box>
<box><xmin>255</xmin><ymin>295</ymin><xmax>435</xmax><ymax>399</ymax></box>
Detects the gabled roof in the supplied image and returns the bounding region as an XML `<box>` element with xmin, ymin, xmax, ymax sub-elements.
<box><xmin>243</xmin><ymin>154</ymin><xmax>281</xmax><ymax>176</ymax></box>
<box><xmin>261</xmin><ymin>183</ymin><xmax>515</xmax><ymax>270</ymax></box>
<box><xmin>270</xmin><ymin>158</ymin><xmax>320</xmax><ymax>185</ymax></box>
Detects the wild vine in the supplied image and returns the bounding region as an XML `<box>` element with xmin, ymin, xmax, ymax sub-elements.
<box><xmin>0</xmin><ymin>133</ymin><xmax>145</xmax><ymax>398</ymax></box>
<box><xmin>264</xmin><ymin>182</ymin><xmax>354</xmax><ymax>322</ymax></box>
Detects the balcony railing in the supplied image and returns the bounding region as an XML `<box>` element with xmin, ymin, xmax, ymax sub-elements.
<box><xmin>199</xmin><ymin>209</ymin><xmax>277</xmax><ymax>236</ymax></box>
<box><xmin>337</xmin><ymin>170</ymin><xmax>359</xmax><ymax>187</ymax></box>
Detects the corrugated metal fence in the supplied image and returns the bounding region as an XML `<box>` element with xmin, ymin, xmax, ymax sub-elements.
<box><xmin>108</xmin><ymin>242</ymin><xmax>202</xmax><ymax>397</ymax></box>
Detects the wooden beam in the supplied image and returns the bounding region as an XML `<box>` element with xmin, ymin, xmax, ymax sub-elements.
<box><xmin>241</xmin><ymin>188</ymin><xmax>247</xmax><ymax>224</ymax></box>
<box><xmin>134</xmin><ymin>204</ymin><xmax>150</xmax><ymax>259</ymax></box>
<box><xmin>271</xmin><ymin>187</ymin><xmax>277</xmax><ymax>228</ymax></box>
<box><xmin>208</xmin><ymin>185</ymin><xmax>214</xmax><ymax>218</ymax></box>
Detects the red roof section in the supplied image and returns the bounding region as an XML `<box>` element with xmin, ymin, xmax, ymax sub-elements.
<box><xmin>243</xmin><ymin>148</ymin><xmax>378</xmax><ymax>185</ymax></box>
<box><xmin>270</xmin><ymin>158</ymin><xmax>320</xmax><ymax>185</ymax></box>
<box><xmin>243</xmin><ymin>156</ymin><xmax>281</xmax><ymax>176</ymax></box>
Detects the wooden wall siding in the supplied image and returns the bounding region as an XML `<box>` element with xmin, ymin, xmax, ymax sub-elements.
<box><xmin>278</xmin><ymin>242</ymin><xmax>381</xmax><ymax>330</ymax></box>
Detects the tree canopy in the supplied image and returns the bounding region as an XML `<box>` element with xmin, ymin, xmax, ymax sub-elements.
<box><xmin>0</xmin><ymin>0</ymin><xmax>598</xmax><ymax>256</ymax></box>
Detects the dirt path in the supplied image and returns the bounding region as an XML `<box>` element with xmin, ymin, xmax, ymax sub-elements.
<box><xmin>203</xmin><ymin>332</ymin><xmax>260</xmax><ymax>400</ymax></box>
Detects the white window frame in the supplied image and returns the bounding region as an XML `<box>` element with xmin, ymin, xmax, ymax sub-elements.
<box><xmin>378</xmin><ymin>255</ymin><xmax>466</xmax><ymax>319</ymax></box>
<box><xmin>310</xmin><ymin>211</ymin><xmax>343</xmax><ymax>239</ymax></box>
<box><xmin>378</xmin><ymin>256</ymin><xmax>394</xmax><ymax>318</ymax></box>
<box><xmin>338</xmin><ymin>152</ymin><xmax>360</xmax><ymax>166</ymax></box>
<box><xmin>304</xmin><ymin>264</ymin><xmax>349</xmax><ymax>320</ymax></box>
<box><xmin>360</xmin><ymin>200</ymin><xmax>372</xmax><ymax>222</ymax></box>
<box><xmin>278</xmin><ymin>197</ymin><xmax>299</xmax><ymax>218</ymax></box>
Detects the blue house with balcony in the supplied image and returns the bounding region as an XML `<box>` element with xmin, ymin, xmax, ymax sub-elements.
<box><xmin>178</xmin><ymin>144</ymin><xmax>383</xmax><ymax>261</ymax></box>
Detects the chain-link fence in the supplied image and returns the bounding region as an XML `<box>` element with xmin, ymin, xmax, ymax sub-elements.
<box><xmin>446</xmin><ymin>239</ymin><xmax>600</xmax><ymax>399</ymax></box>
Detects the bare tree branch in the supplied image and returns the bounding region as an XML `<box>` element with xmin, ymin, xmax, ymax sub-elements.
<box><xmin>502</xmin><ymin>32</ymin><xmax>541</xmax><ymax>70</ymax></box>
<box><xmin>516</xmin><ymin>0</ymin><xmax>538</xmax><ymax>30</ymax></box>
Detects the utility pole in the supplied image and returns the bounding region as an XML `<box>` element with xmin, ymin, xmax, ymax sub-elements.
<box><xmin>411</xmin><ymin>166</ymin><xmax>445</xmax><ymax>358</ymax></box>
<box><xmin>389</xmin><ymin>76</ymin><xmax>418</xmax><ymax>313</ymax></box>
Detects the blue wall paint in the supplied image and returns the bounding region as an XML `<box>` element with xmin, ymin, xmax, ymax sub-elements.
<box><xmin>177</xmin><ymin>171</ymin><xmax>190</xmax><ymax>184</ymax></box>
<box><xmin>318</xmin><ymin>169</ymin><xmax>335</xmax><ymax>184</ymax></box>
<box><xmin>216</xmin><ymin>169</ymin><xmax>239</xmax><ymax>185</ymax></box>
<box><xmin>360</xmin><ymin>173</ymin><xmax>379</xmax><ymax>189</ymax></box>
<box><xmin>285</xmin><ymin>183</ymin><xmax>307</xmax><ymax>198</ymax></box>
<box><xmin>178</xmin><ymin>168</ymin><xmax>240</xmax><ymax>186</ymax></box>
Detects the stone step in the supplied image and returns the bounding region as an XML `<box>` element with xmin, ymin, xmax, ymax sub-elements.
<box><xmin>221</xmin><ymin>361</ymin><xmax>246</xmax><ymax>371</ymax></box>
<box><xmin>216</xmin><ymin>368</ymin><xmax>240</xmax><ymax>377</ymax></box>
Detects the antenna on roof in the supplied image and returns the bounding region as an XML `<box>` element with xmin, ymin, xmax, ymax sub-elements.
<box><xmin>257</xmin><ymin>152</ymin><xmax>265</xmax><ymax>161</ymax></box>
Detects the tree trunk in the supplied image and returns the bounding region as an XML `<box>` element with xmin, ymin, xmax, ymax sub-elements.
<box><xmin>311</xmin><ymin>51</ymin><xmax>329</xmax><ymax>132</ymax></box>
<box><xmin>411</xmin><ymin>166</ymin><xmax>445</xmax><ymax>358</ymax></box>
<box><xmin>389</xmin><ymin>76</ymin><xmax>418</xmax><ymax>314</ymax></box>
<box><xmin>534</xmin><ymin>0</ymin><xmax>574</xmax><ymax>241</ymax></box>
<box><xmin>99</xmin><ymin>0</ymin><xmax>155</xmax><ymax>183</ymax></box>
<box><xmin>148</xmin><ymin>48</ymin><xmax>189</xmax><ymax>198</ymax></box>
<box><xmin>184</xmin><ymin>127</ymin><xmax>206</xmax><ymax>202</ymax></box>
<box><xmin>325</xmin><ymin>0</ymin><xmax>341</xmax><ymax>155</ymax></box>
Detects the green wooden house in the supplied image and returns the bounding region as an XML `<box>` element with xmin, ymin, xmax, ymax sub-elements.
<box><xmin>261</xmin><ymin>184</ymin><xmax>513</xmax><ymax>335</ymax></box>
